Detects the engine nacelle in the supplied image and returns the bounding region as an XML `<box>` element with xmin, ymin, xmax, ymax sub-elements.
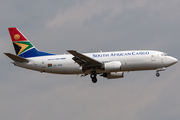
<box><xmin>102</xmin><ymin>72</ymin><xmax>124</xmax><ymax>79</ymax></box>
<box><xmin>104</xmin><ymin>61</ymin><xmax>121</xmax><ymax>72</ymax></box>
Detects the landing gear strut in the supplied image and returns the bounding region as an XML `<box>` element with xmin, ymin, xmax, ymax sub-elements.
<box><xmin>156</xmin><ymin>67</ymin><xmax>166</xmax><ymax>77</ymax></box>
<box><xmin>90</xmin><ymin>71</ymin><xmax>97</xmax><ymax>83</ymax></box>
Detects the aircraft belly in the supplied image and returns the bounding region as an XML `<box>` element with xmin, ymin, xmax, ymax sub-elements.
<box><xmin>121</xmin><ymin>61</ymin><xmax>163</xmax><ymax>71</ymax></box>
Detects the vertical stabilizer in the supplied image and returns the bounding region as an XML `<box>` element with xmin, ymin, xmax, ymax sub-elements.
<box><xmin>8</xmin><ymin>27</ymin><xmax>55</xmax><ymax>58</ymax></box>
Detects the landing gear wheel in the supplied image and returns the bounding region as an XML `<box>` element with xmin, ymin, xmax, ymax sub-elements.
<box><xmin>156</xmin><ymin>72</ymin><xmax>160</xmax><ymax>77</ymax></box>
<box><xmin>90</xmin><ymin>74</ymin><xmax>96</xmax><ymax>78</ymax></box>
<box><xmin>92</xmin><ymin>77</ymin><xmax>97</xmax><ymax>83</ymax></box>
<box><xmin>91</xmin><ymin>71</ymin><xmax>97</xmax><ymax>83</ymax></box>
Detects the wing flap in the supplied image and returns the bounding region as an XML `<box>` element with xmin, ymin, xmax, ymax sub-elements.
<box><xmin>4</xmin><ymin>53</ymin><xmax>29</xmax><ymax>62</ymax></box>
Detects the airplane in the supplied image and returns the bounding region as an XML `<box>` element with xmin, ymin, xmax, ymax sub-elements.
<box><xmin>4</xmin><ymin>27</ymin><xmax>178</xmax><ymax>83</ymax></box>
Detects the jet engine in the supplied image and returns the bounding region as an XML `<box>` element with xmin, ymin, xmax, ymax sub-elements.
<box><xmin>104</xmin><ymin>61</ymin><xmax>121</xmax><ymax>72</ymax></box>
<box><xmin>101</xmin><ymin>72</ymin><xmax>124</xmax><ymax>79</ymax></box>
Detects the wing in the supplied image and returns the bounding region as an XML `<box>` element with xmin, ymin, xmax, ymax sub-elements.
<box><xmin>67</xmin><ymin>50</ymin><xmax>102</xmax><ymax>71</ymax></box>
<box><xmin>4</xmin><ymin>53</ymin><xmax>29</xmax><ymax>62</ymax></box>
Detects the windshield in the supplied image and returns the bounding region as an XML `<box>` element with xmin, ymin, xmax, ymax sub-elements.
<box><xmin>161</xmin><ymin>53</ymin><xmax>168</xmax><ymax>56</ymax></box>
<box><xmin>164</xmin><ymin>53</ymin><xmax>168</xmax><ymax>56</ymax></box>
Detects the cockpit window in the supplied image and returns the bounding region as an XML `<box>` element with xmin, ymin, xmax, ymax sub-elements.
<box><xmin>161</xmin><ymin>53</ymin><xmax>168</xmax><ymax>56</ymax></box>
<box><xmin>164</xmin><ymin>53</ymin><xmax>168</xmax><ymax>56</ymax></box>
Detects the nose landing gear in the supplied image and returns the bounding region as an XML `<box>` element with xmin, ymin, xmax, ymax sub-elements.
<box><xmin>156</xmin><ymin>67</ymin><xmax>166</xmax><ymax>77</ymax></box>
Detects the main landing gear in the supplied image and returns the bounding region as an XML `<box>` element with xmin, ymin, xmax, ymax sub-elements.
<box><xmin>90</xmin><ymin>71</ymin><xmax>97</xmax><ymax>83</ymax></box>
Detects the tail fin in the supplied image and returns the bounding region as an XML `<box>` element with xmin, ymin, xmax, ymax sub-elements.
<box><xmin>8</xmin><ymin>27</ymin><xmax>55</xmax><ymax>58</ymax></box>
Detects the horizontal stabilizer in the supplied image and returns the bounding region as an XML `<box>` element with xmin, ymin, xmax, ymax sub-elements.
<box><xmin>4</xmin><ymin>53</ymin><xmax>29</xmax><ymax>62</ymax></box>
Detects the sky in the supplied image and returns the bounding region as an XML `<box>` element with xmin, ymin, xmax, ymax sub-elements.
<box><xmin>0</xmin><ymin>0</ymin><xmax>180</xmax><ymax>120</ymax></box>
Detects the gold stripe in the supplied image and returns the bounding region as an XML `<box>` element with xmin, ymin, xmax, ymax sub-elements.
<box><xmin>14</xmin><ymin>42</ymin><xmax>28</xmax><ymax>55</ymax></box>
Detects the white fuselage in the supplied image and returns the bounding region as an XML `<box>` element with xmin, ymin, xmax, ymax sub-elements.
<box><xmin>14</xmin><ymin>50</ymin><xmax>177</xmax><ymax>74</ymax></box>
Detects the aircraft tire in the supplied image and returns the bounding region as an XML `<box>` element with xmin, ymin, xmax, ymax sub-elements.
<box><xmin>92</xmin><ymin>77</ymin><xmax>97</xmax><ymax>83</ymax></box>
<box><xmin>90</xmin><ymin>71</ymin><xmax>97</xmax><ymax>78</ymax></box>
<box><xmin>90</xmin><ymin>74</ymin><xmax>95</xmax><ymax>78</ymax></box>
<box><xmin>91</xmin><ymin>71</ymin><xmax>97</xmax><ymax>83</ymax></box>
<box><xmin>156</xmin><ymin>72</ymin><xmax>160</xmax><ymax>77</ymax></box>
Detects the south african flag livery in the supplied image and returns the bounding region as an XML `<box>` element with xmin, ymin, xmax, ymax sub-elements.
<box><xmin>8</xmin><ymin>27</ymin><xmax>55</xmax><ymax>58</ymax></box>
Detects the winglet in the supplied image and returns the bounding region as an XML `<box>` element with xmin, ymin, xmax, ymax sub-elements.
<box><xmin>4</xmin><ymin>53</ymin><xmax>29</xmax><ymax>62</ymax></box>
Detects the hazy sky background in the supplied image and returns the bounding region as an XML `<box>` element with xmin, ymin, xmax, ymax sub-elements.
<box><xmin>0</xmin><ymin>0</ymin><xmax>180</xmax><ymax>120</ymax></box>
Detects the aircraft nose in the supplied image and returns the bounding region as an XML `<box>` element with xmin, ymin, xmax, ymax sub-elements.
<box><xmin>174</xmin><ymin>58</ymin><xmax>178</xmax><ymax>63</ymax></box>
<box><xmin>170</xmin><ymin>57</ymin><xmax>178</xmax><ymax>65</ymax></box>
<box><xmin>164</xmin><ymin>56</ymin><xmax>178</xmax><ymax>67</ymax></box>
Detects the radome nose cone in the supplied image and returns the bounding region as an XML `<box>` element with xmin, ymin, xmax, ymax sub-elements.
<box><xmin>172</xmin><ymin>57</ymin><xmax>178</xmax><ymax>64</ymax></box>
<box><xmin>174</xmin><ymin>58</ymin><xmax>178</xmax><ymax>63</ymax></box>
<box><xmin>165</xmin><ymin>57</ymin><xmax>178</xmax><ymax>67</ymax></box>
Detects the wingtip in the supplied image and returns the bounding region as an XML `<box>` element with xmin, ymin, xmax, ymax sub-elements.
<box><xmin>67</xmin><ymin>50</ymin><xmax>76</xmax><ymax>52</ymax></box>
<box><xmin>4</xmin><ymin>53</ymin><xmax>10</xmax><ymax>55</ymax></box>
